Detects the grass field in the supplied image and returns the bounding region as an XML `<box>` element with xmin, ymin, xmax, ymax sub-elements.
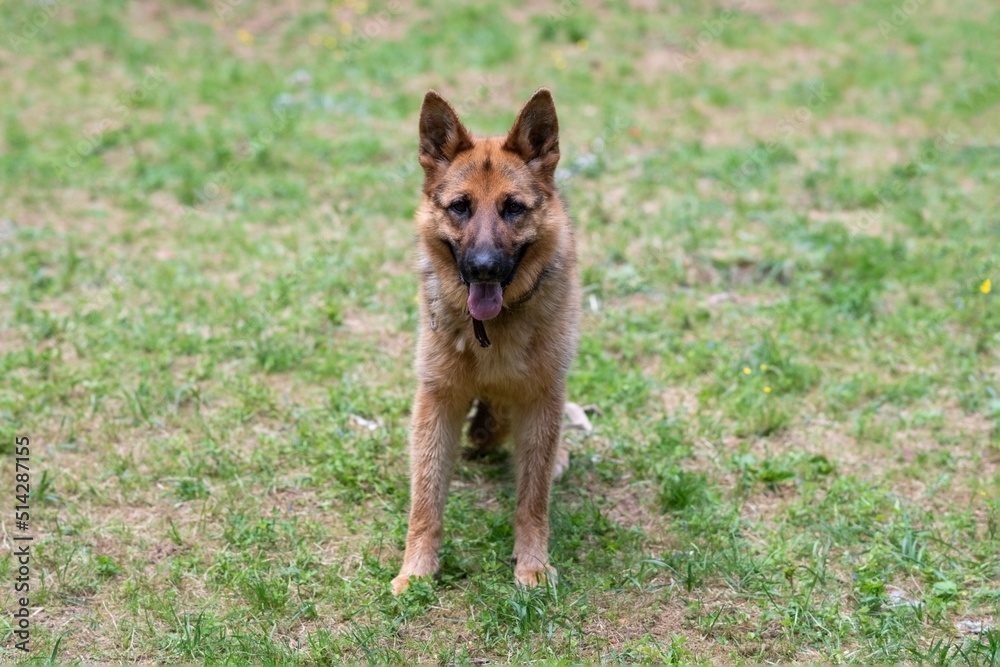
<box><xmin>1</xmin><ymin>0</ymin><xmax>999</xmax><ymax>662</ymax></box>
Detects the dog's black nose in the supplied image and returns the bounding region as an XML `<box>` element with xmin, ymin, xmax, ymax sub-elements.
<box><xmin>465</xmin><ymin>247</ymin><xmax>504</xmax><ymax>282</ymax></box>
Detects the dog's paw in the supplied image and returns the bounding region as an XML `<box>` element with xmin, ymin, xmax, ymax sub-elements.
<box><xmin>391</xmin><ymin>562</ymin><xmax>437</xmax><ymax>596</ymax></box>
<box><xmin>391</xmin><ymin>572</ymin><xmax>416</xmax><ymax>596</ymax></box>
<box><xmin>392</xmin><ymin>551</ymin><xmax>440</xmax><ymax>595</ymax></box>
<box><xmin>514</xmin><ymin>563</ymin><xmax>558</xmax><ymax>588</ymax></box>
<box><xmin>552</xmin><ymin>446</ymin><xmax>570</xmax><ymax>481</ymax></box>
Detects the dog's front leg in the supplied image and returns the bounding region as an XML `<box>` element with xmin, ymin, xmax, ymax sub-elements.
<box><xmin>392</xmin><ymin>387</ymin><xmax>464</xmax><ymax>595</ymax></box>
<box><xmin>511</xmin><ymin>391</ymin><xmax>564</xmax><ymax>588</ymax></box>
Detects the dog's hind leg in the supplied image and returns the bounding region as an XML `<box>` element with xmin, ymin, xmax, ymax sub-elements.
<box><xmin>466</xmin><ymin>399</ymin><xmax>509</xmax><ymax>457</ymax></box>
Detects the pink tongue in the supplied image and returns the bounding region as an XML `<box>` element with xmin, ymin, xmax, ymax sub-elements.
<box><xmin>468</xmin><ymin>282</ymin><xmax>503</xmax><ymax>320</ymax></box>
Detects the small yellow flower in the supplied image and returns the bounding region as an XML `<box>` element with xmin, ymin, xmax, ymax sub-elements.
<box><xmin>764</xmin><ymin>386</ymin><xmax>771</xmax><ymax>394</ymax></box>
<box><xmin>760</xmin><ymin>364</ymin><xmax>768</xmax><ymax>371</ymax></box>
<box><xmin>340</xmin><ymin>22</ymin><xmax>353</xmax><ymax>35</ymax></box>
<box><xmin>981</xmin><ymin>278</ymin><xmax>991</xmax><ymax>294</ymax></box>
<box><xmin>354</xmin><ymin>1</ymin><xmax>367</xmax><ymax>13</ymax></box>
<box><xmin>552</xmin><ymin>50</ymin><xmax>567</xmax><ymax>70</ymax></box>
<box><xmin>324</xmin><ymin>36</ymin><xmax>338</xmax><ymax>49</ymax></box>
<box><xmin>743</xmin><ymin>367</ymin><xmax>751</xmax><ymax>375</ymax></box>
<box><xmin>576</xmin><ymin>39</ymin><xmax>589</xmax><ymax>51</ymax></box>
<box><xmin>237</xmin><ymin>28</ymin><xmax>254</xmax><ymax>45</ymax></box>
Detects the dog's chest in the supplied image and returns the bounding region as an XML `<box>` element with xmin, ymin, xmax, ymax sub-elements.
<box><xmin>432</xmin><ymin>313</ymin><xmax>542</xmax><ymax>387</ymax></box>
<box><xmin>469</xmin><ymin>325</ymin><xmax>534</xmax><ymax>381</ymax></box>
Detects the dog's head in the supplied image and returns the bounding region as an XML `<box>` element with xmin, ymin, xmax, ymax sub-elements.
<box><xmin>416</xmin><ymin>88</ymin><xmax>561</xmax><ymax>323</ymax></box>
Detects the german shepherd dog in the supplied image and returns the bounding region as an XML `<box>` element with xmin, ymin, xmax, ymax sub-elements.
<box><xmin>391</xmin><ymin>88</ymin><xmax>581</xmax><ymax>594</ymax></box>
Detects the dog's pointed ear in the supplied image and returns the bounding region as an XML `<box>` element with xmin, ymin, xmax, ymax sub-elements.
<box><xmin>419</xmin><ymin>91</ymin><xmax>473</xmax><ymax>181</ymax></box>
<box><xmin>503</xmin><ymin>88</ymin><xmax>560</xmax><ymax>181</ymax></box>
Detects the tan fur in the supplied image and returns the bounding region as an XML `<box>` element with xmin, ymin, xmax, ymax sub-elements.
<box><xmin>392</xmin><ymin>88</ymin><xmax>582</xmax><ymax>594</ymax></box>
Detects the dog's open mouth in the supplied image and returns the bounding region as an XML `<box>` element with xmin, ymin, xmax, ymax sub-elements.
<box><xmin>468</xmin><ymin>282</ymin><xmax>503</xmax><ymax>321</ymax></box>
<box><xmin>463</xmin><ymin>244</ymin><xmax>530</xmax><ymax>348</ymax></box>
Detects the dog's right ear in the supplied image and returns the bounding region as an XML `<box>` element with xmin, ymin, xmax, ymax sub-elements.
<box><xmin>418</xmin><ymin>91</ymin><xmax>473</xmax><ymax>183</ymax></box>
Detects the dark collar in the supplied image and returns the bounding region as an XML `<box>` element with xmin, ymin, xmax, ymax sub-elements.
<box><xmin>505</xmin><ymin>267</ymin><xmax>550</xmax><ymax>309</ymax></box>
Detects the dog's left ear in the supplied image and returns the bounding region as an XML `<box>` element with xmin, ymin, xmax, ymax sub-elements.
<box><xmin>503</xmin><ymin>88</ymin><xmax>560</xmax><ymax>181</ymax></box>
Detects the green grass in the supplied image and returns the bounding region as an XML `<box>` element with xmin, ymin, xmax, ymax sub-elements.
<box><xmin>1</xmin><ymin>0</ymin><xmax>999</xmax><ymax>662</ymax></box>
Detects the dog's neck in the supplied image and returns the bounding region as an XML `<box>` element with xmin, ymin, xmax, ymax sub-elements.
<box><xmin>469</xmin><ymin>264</ymin><xmax>553</xmax><ymax>348</ymax></box>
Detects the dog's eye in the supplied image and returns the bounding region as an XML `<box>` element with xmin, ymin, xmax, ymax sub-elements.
<box><xmin>504</xmin><ymin>202</ymin><xmax>525</xmax><ymax>216</ymax></box>
<box><xmin>449</xmin><ymin>200</ymin><xmax>469</xmax><ymax>215</ymax></box>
